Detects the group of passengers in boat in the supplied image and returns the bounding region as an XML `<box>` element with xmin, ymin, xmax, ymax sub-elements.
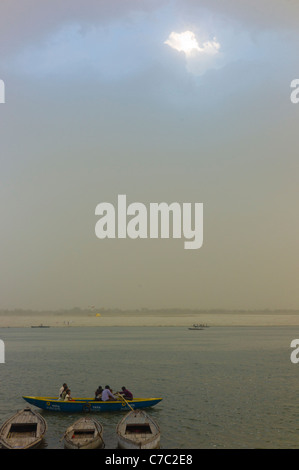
<box><xmin>95</xmin><ymin>385</ymin><xmax>133</xmax><ymax>401</ymax></box>
<box><xmin>58</xmin><ymin>383</ymin><xmax>73</xmax><ymax>401</ymax></box>
<box><xmin>58</xmin><ymin>383</ymin><xmax>133</xmax><ymax>402</ymax></box>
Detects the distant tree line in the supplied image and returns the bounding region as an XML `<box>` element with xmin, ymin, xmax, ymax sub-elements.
<box><xmin>0</xmin><ymin>307</ymin><xmax>298</xmax><ymax>316</ymax></box>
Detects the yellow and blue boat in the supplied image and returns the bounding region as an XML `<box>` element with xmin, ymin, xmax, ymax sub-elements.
<box><xmin>22</xmin><ymin>396</ymin><xmax>162</xmax><ymax>412</ymax></box>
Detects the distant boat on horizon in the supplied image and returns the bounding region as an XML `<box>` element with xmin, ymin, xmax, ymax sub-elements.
<box><xmin>31</xmin><ymin>324</ymin><xmax>50</xmax><ymax>328</ymax></box>
<box><xmin>188</xmin><ymin>323</ymin><xmax>208</xmax><ymax>330</ymax></box>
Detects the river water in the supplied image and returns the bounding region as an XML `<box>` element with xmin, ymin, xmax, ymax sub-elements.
<box><xmin>0</xmin><ymin>326</ymin><xmax>298</xmax><ymax>449</ymax></box>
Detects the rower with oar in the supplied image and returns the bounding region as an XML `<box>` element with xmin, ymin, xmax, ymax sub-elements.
<box><xmin>115</xmin><ymin>393</ymin><xmax>134</xmax><ymax>411</ymax></box>
<box><xmin>117</xmin><ymin>386</ymin><xmax>133</xmax><ymax>400</ymax></box>
<box><xmin>114</xmin><ymin>386</ymin><xmax>134</xmax><ymax>411</ymax></box>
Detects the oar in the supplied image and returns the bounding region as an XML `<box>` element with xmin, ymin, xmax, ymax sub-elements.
<box><xmin>116</xmin><ymin>392</ymin><xmax>134</xmax><ymax>411</ymax></box>
<box><xmin>59</xmin><ymin>423</ymin><xmax>74</xmax><ymax>442</ymax></box>
<box><xmin>59</xmin><ymin>430</ymin><xmax>67</xmax><ymax>442</ymax></box>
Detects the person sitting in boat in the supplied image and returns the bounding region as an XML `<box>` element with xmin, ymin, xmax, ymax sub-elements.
<box><xmin>64</xmin><ymin>388</ymin><xmax>73</xmax><ymax>401</ymax></box>
<box><xmin>118</xmin><ymin>386</ymin><xmax>133</xmax><ymax>400</ymax></box>
<box><xmin>59</xmin><ymin>383</ymin><xmax>68</xmax><ymax>399</ymax></box>
<box><xmin>95</xmin><ymin>385</ymin><xmax>103</xmax><ymax>401</ymax></box>
<box><xmin>101</xmin><ymin>385</ymin><xmax>116</xmax><ymax>401</ymax></box>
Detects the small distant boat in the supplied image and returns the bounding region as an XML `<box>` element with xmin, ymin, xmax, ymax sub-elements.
<box><xmin>188</xmin><ymin>324</ymin><xmax>204</xmax><ymax>330</ymax></box>
<box><xmin>0</xmin><ymin>407</ymin><xmax>47</xmax><ymax>449</ymax></box>
<box><xmin>116</xmin><ymin>410</ymin><xmax>160</xmax><ymax>449</ymax></box>
<box><xmin>31</xmin><ymin>324</ymin><xmax>50</xmax><ymax>328</ymax></box>
<box><xmin>63</xmin><ymin>417</ymin><xmax>104</xmax><ymax>449</ymax></box>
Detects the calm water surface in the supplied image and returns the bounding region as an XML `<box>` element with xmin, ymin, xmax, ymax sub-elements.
<box><xmin>0</xmin><ymin>326</ymin><xmax>299</xmax><ymax>449</ymax></box>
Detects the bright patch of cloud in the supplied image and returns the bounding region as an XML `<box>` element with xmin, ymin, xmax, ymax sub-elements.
<box><xmin>164</xmin><ymin>30</ymin><xmax>222</xmax><ymax>76</ymax></box>
<box><xmin>164</xmin><ymin>31</ymin><xmax>220</xmax><ymax>57</ymax></box>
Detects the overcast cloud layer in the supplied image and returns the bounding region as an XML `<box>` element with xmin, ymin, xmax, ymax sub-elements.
<box><xmin>0</xmin><ymin>0</ymin><xmax>298</xmax><ymax>310</ymax></box>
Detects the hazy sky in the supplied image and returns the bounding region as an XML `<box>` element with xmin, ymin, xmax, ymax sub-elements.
<box><xmin>0</xmin><ymin>0</ymin><xmax>299</xmax><ymax>311</ymax></box>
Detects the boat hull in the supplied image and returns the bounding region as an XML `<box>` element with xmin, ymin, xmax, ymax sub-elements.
<box><xmin>64</xmin><ymin>435</ymin><xmax>103</xmax><ymax>449</ymax></box>
<box><xmin>118</xmin><ymin>435</ymin><xmax>160</xmax><ymax>450</ymax></box>
<box><xmin>0</xmin><ymin>407</ymin><xmax>47</xmax><ymax>449</ymax></box>
<box><xmin>63</xmin><ymin>417</ymin><xmax>104</xmax><ymax>449</ymax></box>
<box><xmin>117</xmin><ymin>410</ymin><xmax>160</xmax><ymax>450</ymax></box>
<box><xmin>22</xmin><ymin>396</ymin><xmax>162</xmax><ymax>412</ymax></box>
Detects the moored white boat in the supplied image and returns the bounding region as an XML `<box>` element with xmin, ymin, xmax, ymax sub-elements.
<box><xmin>0</xmin><ymin>407</ymin><xmax>47</xmax><ymax>449</ymax></box>
<box><xmin>63</xmin><ymin>417</ymin><xmax>104</xmax><ymax>449</ymax></box>
<box><xmin>116</xmin><ymin>410</ymin><xmax>160</xmax><ymax>449</ymax></box>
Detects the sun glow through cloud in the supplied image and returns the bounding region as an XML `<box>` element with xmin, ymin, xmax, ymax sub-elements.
<box><xmin>164</xmin><ymin>30</ymin><xmax>220</xmax><ymax>57</ymax></box>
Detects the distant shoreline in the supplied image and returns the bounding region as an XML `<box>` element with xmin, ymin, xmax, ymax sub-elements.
<box><xmin>1</xmin><ymin>309</ymin><xmax>299</xmax><ymax>328</ymax></box>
